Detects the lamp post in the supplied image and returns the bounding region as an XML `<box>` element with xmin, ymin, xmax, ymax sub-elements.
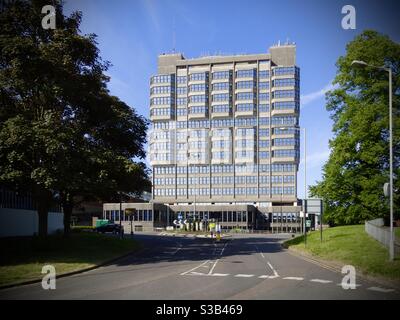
<box><xmin>351</xmin><ymin>60</ymin><xmax>394</xmax><ymax>261</ymax></box>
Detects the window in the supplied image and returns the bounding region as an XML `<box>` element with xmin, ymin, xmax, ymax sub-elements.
<box><xmin>271</xmin><ymin>116</ymin><xmax>297</xmax><ymax>126</ymax></box>
<box><xmin>211</xmin><ymin>118</ymin><xmax>233</xmax><ymax>128</ymax></box>
<box><xmin>177</xmin><ymin>97</ymin><xmax>187</xmax><ymax>106</ymax></box>
<box><xmin>212</xmin><ymin>105</ymin><xmax>230</xmax><ymax>113</ymax></box>
<box><xmin>258</xmin><ymin>93</ymin><xmax>269</xmax><ymax>101</ymax></box>
<box><xmin>273</xmin><ymin>90</ymin><xmax>295</xmax><ymax>99</ymax></box>
<box><xmin>190</xmin><ymin>83</ymin><xmax>208</xmax><ymax>92</ymax></box>
<box><xmin>273</xmin><ymin>101</ymin><xmax>297</xmax><ymax>110</ymax></box>
<box><xmin>150</xmin><ymin>108</ymin><xmax>173</xmax><ymax>116</ymax></box>
<box><xmin>236</xmin><ymin>69</ymin><xmax>255</xmax><ymax>78</ymax></box>
<box><xmin>176</xmin><ymin>108</ymin><xmax>187</xmax><ymax>116</ymax></box>
<box><xmin>258</xmin><ymin>128</ymin><xmax>270</xmax><ymax>137</ymax></box>
<box><xmin>177</xmin><ymin>87</ymin><xmax>187</xmax><ymax>95</ymax></box>
<box><xmin>235</xmin><ymin>117</ymin><xmax>257</xmax><ymax>127</ymax></box>
<box><xmin>151</xmin><ymin>74</ymin><xmax>174</xmax><ymax>84</ymax></box>
<box><xmin>259</xmin><ymin>117</ymin><xmax>269</xmax><ymax>125</ymax></box>
<box><xmin>150</xmin><ymin>86</ymin><xmax>172</xmax><ymax>95</ymax></box>
<box><xmin>236</xmin><ymin>92</ymin><xmax>254</xmax><ymax>100</ymax></box>
<box><xmin>212</xmin><ymin>71</ymin><xmax>230</xmax><ymax>80</ymax></box>
<box><xmin>273</xmin><ymin>127</ymin><xmax>298</xmax><ymax>135</ymax></box>
<box><xmin>212</xmin><ymin>93</ymin><xmax>231</xmax><ymax>102</ymax></box>
<box><xmin>236</xmin><ymin>81</ymin><xmax>255</xmax><ymax>89</ymax></box>
<box><xmin>259</xmin><ymin>104</ymin><xmax>269</xmax><ymax>112</ymax></box>
<box><xmin>189</xmin><ymin>72</ymin><xmax>208</xmax><ymax>81</ymax></box>
<box><xmin>273</xmin><ymin>78</ymin><xmax>296</xmax><ymax>87</ymax></box>
<box><xmin>236</xmin><ymin>104</ymin><xmax>254</xmax><ymax>112</ymax></box>
<box><xmin>258</xmin><ymin>70</ymin><xmax>270</xmax><ymax>79</ymax></box>
<box><xmin>190</xmin><ymin>106</ymin><xmax>208</xmax><ymax>114</ymax></box>
<box><xmin>273</xmin><ymin>149</ymin><xmax>299</xmax><ymax>158</ymax></box>
<box><xmin>273</xmin><ymin>67</ymin><xmax>296</xmax><ymax>76</ymax></box>
<box><xmin>177</xmin><ymin>76</ymin><xmax>187</xmax><ymax>84</ymax></box>
<box><xmin>274</xmin><ymin>138</ymin><xmax>298</xmax><ymax>146</ymax></box>
<box><xmin>189</xmin><ymin>95</ymin><xmax>208</xmax><ymax>103</ymax></box>
<box><xmin>212</xmin><ymin>82</ymin><xmax>230</xmax><ymax>91</ymax></box>
<box><xmin>258</xmin><ymin>81</ymin><xmax>270</xmax><ymax>89</ymax></box>
<box><xmin>259</xmin><ymin>140</ymin><xmax>269</xmax><ymax>148</ymax></box>
<box><xmin>259</xmin><ymin>151</ymin><xmax>270</xmax><ymax>159</ymax></box>
<box><xmin>150</xmin><ymin>97</ymin><xmax>174</xmax><ymax>106</ymax></box>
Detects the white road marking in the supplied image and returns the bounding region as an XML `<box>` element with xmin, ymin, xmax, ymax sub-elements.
<box><xmin>310</xmin><ymin>279</ymin><xmax>333</xmax><ymax>284</ymax></box>
<box><xmin>283</xmin><ymin>277</ymin><xmax>304</xmax><ymax>281</ymax></box>
<box><xmin>208</xmin><ymin>259</ymin><xmax>220</xmax><ymax>275</ymax></box>
<box><xmin>235</xmin><ymin>274</ymin><xmax>255</xmax><ymax>278</ymax></box>
<box><xmin>220</xmin><ymin>241</ymin><xmax>229</xmax><ymax>256</ymax></box>
<box><xmin>267</xmin><ymin>262</ymin><xmax>279</xmax><ymax>277</ymax></box>
<box><xmin>259</xmin><ymin>275</ymin><xmax>280</xmax><ymax>279</ymax></box>
<box><xmin>367</xmin><ymin>286</ymin><xmax>395</xmax><ymax>293</ymax></box>
<box><xmin>336</xmin><ymin>283</ymin><xmax>362</xmax><ymax>287</ymax></box>
<box><xmin>180</xmin><ymin>260</ymin><xmax>210</xmax><ymax>275</ymax></box>
<box><xmin>211</xmin><ymin>273</ymin><xmax>230</xmax><ymax>277</ymax></box>
<box><xmin>190</xmin><ymin>272</ymin><xmax>206</xmax><ymax>276</ymax></box>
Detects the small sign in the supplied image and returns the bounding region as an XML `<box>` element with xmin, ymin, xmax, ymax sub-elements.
<box><xmin>306</xmin><ymin>220</ymin><xmax>311</xmax><ymax>227</ymax></box>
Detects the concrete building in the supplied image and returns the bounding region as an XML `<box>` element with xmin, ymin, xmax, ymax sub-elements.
<box><xmin>104</xmin><ymin>43</ymin><xmax>303</xmax><ymax>232</ymax></box>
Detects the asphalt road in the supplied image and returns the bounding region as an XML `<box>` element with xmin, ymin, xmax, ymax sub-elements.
<box><xmin>0</xmin><ymin>232</ymin><xmax>399</xmax><ymax>300</ymax></box>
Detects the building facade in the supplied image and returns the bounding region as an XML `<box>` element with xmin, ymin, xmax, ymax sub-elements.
<box><xmin>104</xmin><ymin>43</ymin><xmax>303</xmax><ymax>232</ymax></box>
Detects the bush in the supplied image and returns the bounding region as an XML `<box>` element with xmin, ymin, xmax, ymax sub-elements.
<box><xmin>71</xmin><ymin>226</ymin><xmax>94</xmax><ymax>233</ymax></box>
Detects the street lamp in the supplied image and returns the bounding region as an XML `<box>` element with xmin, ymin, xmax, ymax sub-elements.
<box><xmin>351</xmin><ymin>60</ymin><xmax>394</xmax><ymax>261</ymax></box>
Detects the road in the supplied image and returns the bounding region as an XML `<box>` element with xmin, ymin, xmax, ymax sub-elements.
<box><xmin>0</xmin><ymin>232</ymin><xmax>399</xmax><ymax>300</ymax></box>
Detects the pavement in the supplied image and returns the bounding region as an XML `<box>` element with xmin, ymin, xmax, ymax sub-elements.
<box><xmin>0</xmin><ymin>232</ymin><xmax>399</xmax><ymax>300</ymax></box>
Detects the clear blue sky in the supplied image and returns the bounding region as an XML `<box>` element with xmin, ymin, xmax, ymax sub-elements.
<box><xmin>64</xmin><ymin>0</ymin><xmax>399</xmax><ymax>199</ymax></box>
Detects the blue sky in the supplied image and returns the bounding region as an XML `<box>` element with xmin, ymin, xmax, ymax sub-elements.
<box><xmin>64</xmin><ymin>0</ymin><xmax>399</xmax><ymax>199</ymax></box>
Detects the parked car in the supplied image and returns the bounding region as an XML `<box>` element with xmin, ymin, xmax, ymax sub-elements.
<box><xmin>95</xmin><ymin>223</ymin><xmax>123</xmax><ymax>234</ymax></box>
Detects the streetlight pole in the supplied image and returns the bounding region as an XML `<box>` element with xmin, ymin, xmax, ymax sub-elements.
<box><xmin>303</xmin><ymin>127</ymin><xmax>307</xmax><ymax>246</ymax></box>
<box><xmin>351</xmin><ymin>60</ymin><xmax>394</xmax><ymax>261</ymax></box>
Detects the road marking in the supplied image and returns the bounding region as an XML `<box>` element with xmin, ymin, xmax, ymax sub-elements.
<box><xmin>283</xmin><ymin>277</ymin><xmax>304</xmax><ymax>281</ymax></box>
<box><xmin>220</xmin><ymin>241</ymin><xmax>229</xmax><ymax>256</ymax></box>
<box><xmin>235</xmin><ymin>274</ymin><xmax>255</xmax><ymax>278</ymax></box>
<box><xmin>190</xmin><ymin>272</ymin><xmax>206</xmax><ymax>276</ymax></box>
<box><xmin>208</xmin><ymin>259</ymin><xmax>220</xmax><ymax>275</ymax></box>
<box><xmin>310</xmin><ymin>279</ymin><xmax>333</xmax><ymax>284</ymax></box>
<box><xmin>267</xmin><ymin>262</ymin><xmax>279</xmax><ymax>277</ymax></box>
<box><xmin>367</xmin><ymin>286</ymin><xmax>395</xmax><ymax>293</ymax></box>
<box><xmin>211</xmin><ymin>273</ymin><xmax>230</xmax><ymax>277</ymax></box>
<box><xmin>259</xmin><ymin>275</ymin><xmax>280</xmax><ymax>279</ymax></box>
<box><xmin>336</xmin><ymin>283</ymin><xmax>362</xmax><ymax>287</ymax></box>
<box><xmin>180</xmin><ymin>260</ymin><xmax>210</xmax><ymax>275</ymax></box>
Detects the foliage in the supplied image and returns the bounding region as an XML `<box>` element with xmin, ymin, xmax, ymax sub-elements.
<box><xmin>0</xmin><ymin>0</ymin><xmax>150</xmax><ymax>236</ymax></box>
<box><xmin>310</xmin><ymin>30</ymin><xmax>400</xmax><ymax>225</ymax></box>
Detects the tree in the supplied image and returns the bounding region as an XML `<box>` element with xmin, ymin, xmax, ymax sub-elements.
<box><xmin>0</xmin><ymin>0</ymin><xmax>150</xmax><ymax>236</ymax></box>
<box><xmin>310</xmin><ymin>30</ymin><xmax>400</xmax><ymax>226</ymax></box>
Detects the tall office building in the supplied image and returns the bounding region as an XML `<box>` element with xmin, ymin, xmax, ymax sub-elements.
<box><xmin>103</xmin><ymin>43</ymin><xmax>303</xmax><ymax>232</ymax></box>
<box><xmin>150</xmin><ymin>43</ymin><xmax>299</xmax><ymax>204</ymax></box>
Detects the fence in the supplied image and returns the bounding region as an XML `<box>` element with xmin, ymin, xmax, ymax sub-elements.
<box><xmin>365</xmin><ymin>218</ymin><xmax>400</xmax><ymax>255</ymax></box>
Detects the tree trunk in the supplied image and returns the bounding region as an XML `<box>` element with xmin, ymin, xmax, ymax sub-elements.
<box><xmin>62</xmin><ymin>200</ymin><xmax>73</xmax><ymax>237</ymax></box>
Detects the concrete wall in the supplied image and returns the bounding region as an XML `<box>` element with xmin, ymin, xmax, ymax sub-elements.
<box><xmin>365</xmin><ymin>218</ymin><xmax>400</xmax><ymax>255</ymax></box>
<box><xmin>0</xmin><ymin>208</ymin><xmax>64</xmax><ymax>237</ymax></box>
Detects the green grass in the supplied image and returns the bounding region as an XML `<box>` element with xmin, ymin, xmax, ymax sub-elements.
<box><xmin>284</xmin><ymin>225</ymin><xmax>400</xmax><ymax>280</ymax></box>
<box><xmin>396</xmin><ymin>227</ymin><xmax>400</xmax><ymax>239</ymax></box>
<box><xmin>0</xmin><ymin>232</ymin><xmax>140</xmax><ymax>287</ymax></box>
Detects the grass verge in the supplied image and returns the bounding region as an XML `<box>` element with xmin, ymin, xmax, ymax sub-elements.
<box><xmin>0</xmin><ymin>232</ymin><xmax>140</xmax><ymax>287</ymax></box>
<box><xmin>283</xmin><ymin>225</ymin><xmax>400</xmax><ymax>281</ymax></box>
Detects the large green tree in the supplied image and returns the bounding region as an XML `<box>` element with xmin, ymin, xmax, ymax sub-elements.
<box><xmin>310</xmin><ymin>30</ymin><xmax>400</xmax><ymax>226</ymax></box>
<box><xmin>0</xmin><ymin>0</ymin><xmax>150</xmax><ymax>236</ymax></box>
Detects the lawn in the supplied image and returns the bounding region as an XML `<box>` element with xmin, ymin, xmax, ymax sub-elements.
<box><xmin>284</xmin><ymin>225</ymin><xmax>400</xmax><ymax>280</ymax></box>
<box><xmin>0</xmin><ymin>231</ymin><xmax>140</xmax><ymax>287</ymax></box>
